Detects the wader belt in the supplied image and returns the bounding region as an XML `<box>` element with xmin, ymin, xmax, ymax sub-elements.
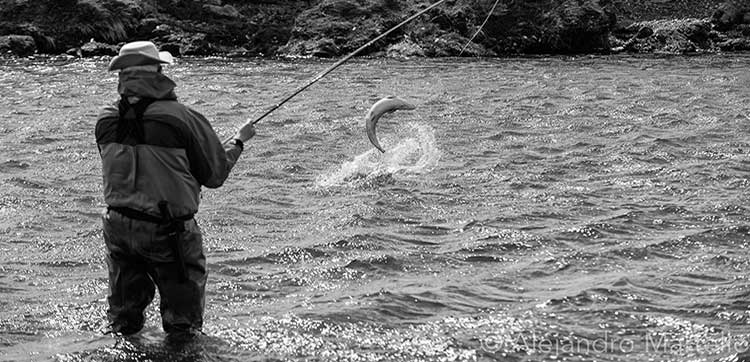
<box><xmin>107</xmin><ymin>204</ymin><xmax>193</xmax><ymax>282</ymax></box>
<box><xmin>107</xmin><ymin>206</ymin><xmax>194</xmax><ymax>223</ymax></box>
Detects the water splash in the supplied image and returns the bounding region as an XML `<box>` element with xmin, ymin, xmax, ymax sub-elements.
<box><xmin>316</xmin><ymin>122</ymin><xmax>441</xmax><ymax>188</ymax></box>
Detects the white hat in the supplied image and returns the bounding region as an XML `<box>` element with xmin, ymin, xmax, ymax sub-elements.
<box><xmin>108</xmin><ymin>41</ymin><xmax>174</xmax><ymax>71</ymax></box>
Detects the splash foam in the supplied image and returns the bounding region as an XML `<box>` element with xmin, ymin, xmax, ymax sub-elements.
<box><xmin>316</xmin><ymin>123</ymin><xmax>441</xmax><ymax>188</ymax></box>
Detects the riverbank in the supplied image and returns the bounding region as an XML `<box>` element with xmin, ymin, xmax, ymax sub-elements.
<box><xmin>0</xmin><ymin>0</ymin><xmax>748</xmax><ymax>58</ymax></box>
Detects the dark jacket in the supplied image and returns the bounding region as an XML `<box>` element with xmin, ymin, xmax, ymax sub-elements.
<box><xmin>96</xmin><ymin>70</ymin><xmax>242</xmax><ymax>218</ymax></box>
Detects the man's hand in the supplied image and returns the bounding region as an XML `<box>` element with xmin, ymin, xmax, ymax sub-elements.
<box><xmin>234</xmin><ymin>123</ymin><xmax>256</xmax><ymax>143</ymax></box>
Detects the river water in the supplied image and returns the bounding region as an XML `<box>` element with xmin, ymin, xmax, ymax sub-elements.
<box><xmin>1</xmin><ymin>54</ymin><xmax>749</xmax><ymax>362</ymax></box>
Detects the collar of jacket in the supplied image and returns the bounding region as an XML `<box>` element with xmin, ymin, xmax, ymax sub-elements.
<box><xmin>117</xmin><ymin>70</ymin><xmax>178</xmax><ymax>100</ymax></box>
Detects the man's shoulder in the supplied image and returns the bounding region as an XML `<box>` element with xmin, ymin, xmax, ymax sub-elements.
<box><xmin>148</xmin><ymin>101</ymin><xmax>216</xmax><ymax>138</ymax></box>
<box><xmin>149</xmin><ymin>100</ymin><xmax>205</xmax><ymax>120</ymax></box>
<box><xmin>150</xmin><ymin>98</ymin><xmax>186</xmax><ymax>113</ymax></box>
<box><xmin>97</xmin><ymin>103</ymin><xmax>119</xmax><ymax>121</ymax></box>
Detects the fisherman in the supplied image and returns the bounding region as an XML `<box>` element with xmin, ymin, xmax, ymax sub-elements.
<box><xmin>95</xmin><ymin>41</ymin><xmax>255</xmax><ymax>336</ymax></box>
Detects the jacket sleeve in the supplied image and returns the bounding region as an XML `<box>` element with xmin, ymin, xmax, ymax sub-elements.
<box><xmin>183</xmin><ymin>107</ymin><xmax>243</xmax><ymax>188</ymax></box>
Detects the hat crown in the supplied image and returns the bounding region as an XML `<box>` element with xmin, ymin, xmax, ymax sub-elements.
<box><xmin>108</xmin><ymin>41</ymin><xmax>173</xmax><ymax>71</ymax></box>
<box><xmin>119</xmin><ymin>41</ymin><xmax>160</xmax><ymax>58</ymax></box>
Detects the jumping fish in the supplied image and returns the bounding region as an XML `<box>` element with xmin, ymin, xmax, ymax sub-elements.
<box><xmin>365</xmin><ymin>96</ymin><xmax>416</xmax><ymax>153</ymax></box>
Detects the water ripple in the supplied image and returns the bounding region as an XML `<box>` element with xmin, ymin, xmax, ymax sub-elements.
<box><xmin>2</xmin><ymin>55</ymin><xmax>750</xmax><ymax>361</ymax></box>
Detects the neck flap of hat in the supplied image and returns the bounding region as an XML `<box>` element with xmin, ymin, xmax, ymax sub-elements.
<box><xmin>117</xmin><ymin>70</ymin><xmax>178</xmax><ymax>100</ymax></box>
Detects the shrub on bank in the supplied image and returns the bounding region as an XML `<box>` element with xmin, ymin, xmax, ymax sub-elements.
<box><xmin>0</xmin><ymin>0</ymin><xmax>748</xmax><ymax>57</ymax></box>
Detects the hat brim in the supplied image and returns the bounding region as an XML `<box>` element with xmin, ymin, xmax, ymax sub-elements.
<box><xmin>108</xmin><ymin>51</ymin><xmax>174</xmax><ymax>71</ymax></box>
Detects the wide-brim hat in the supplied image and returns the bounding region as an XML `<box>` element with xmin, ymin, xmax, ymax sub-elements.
<box><xmin>108</xmin><ymin>41</ymin><xmax>174</xmax><ymax>71</ymax></box>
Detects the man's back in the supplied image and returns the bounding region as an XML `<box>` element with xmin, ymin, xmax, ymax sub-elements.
<box><xmin>96</xmin><ymin>90</ymin><xmax>236</xmax><ymax>218</ymax></box>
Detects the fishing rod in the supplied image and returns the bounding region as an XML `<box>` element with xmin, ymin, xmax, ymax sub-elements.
<box><xmin>459</xmin><ymin>0</ymin><xmax>501</xmax><ymax>56</ymax></box>
<box><xmin>226</xmin><ymin>0</ymin><xmax>446</xmax><ymax>141</ymax></box>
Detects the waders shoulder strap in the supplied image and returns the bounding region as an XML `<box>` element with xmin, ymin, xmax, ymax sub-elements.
<box><xmin>116</xmin><ymin>96</ymin><xmax>158</xmax><ymax>143</ymax></box>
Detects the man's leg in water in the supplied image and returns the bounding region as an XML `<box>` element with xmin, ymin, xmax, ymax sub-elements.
<box><xmin>150</xmin><ymin>219</ymin><xmax>207</xmax><ymax>334</ymax></box>
<box><xmin>103</xmin><ymin>211</ymin><xmax>156</xmax><ymax>335</ymax></box>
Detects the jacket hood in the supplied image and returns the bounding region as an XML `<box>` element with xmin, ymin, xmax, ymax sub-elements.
<box><xmin>118</xmin><ymin>70</ymin><xmax>178</xmax><ymax>100</ymax></box>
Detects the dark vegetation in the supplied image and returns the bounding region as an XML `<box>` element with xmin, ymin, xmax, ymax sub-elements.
<box><xmin>0</xmin><ymin>0</ymin><xmax>748</xmax><ymax>57</ymax></box>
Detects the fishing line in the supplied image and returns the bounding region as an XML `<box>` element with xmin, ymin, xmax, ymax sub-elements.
<box><xmin>225</xmin><ymin>0</ymin><xmax>447</xmax><ymax>142</ymax></box>
<box><xmin>459</xmin><ymin>0</ymin><xmax>502</xmax><ymax>56</ymax></box>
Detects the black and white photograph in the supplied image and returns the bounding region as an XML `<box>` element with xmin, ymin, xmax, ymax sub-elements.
<box><xmin>1</xmin><ymin>0</ymin><xmax>750</xmax><ymax>361</ymax></box>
